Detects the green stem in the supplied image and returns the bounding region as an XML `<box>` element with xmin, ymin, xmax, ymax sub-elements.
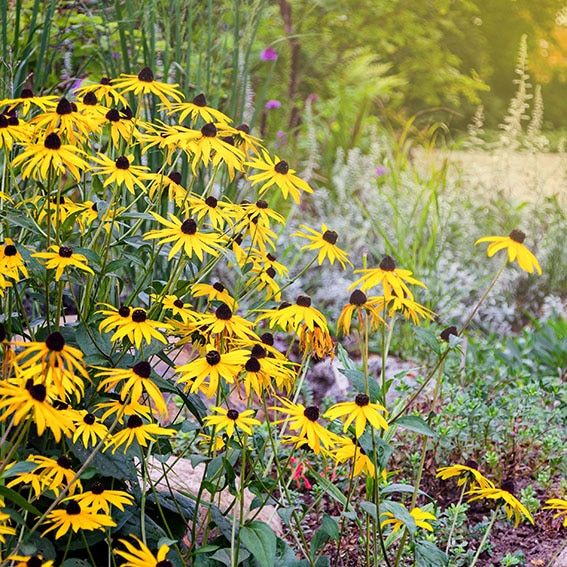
<box><xmin>469</xmin><ymin>508</ymin><xmax>498</xmax><ymax>567</ymax></box>
<box><xmin>445</xmin><ymin>482</ymin><xmax>468</xmax><ymax>555</ymax></box>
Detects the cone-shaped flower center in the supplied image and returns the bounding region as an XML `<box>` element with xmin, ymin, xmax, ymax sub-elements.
<box><xmin>156</xmin><ymin>561</ymin><xmax>173</xmax><ymax>567</ymax></box>
<box><xmin>251</xmin><ymin>344</ymin><xmax>267</xmax><ymax>358</ymax></box>
<box><xmin>91</xmin><ymin>481</ymin><xmax>105</xmax><ymax>495</ymax></box>
<box><xmin>173</xmin><ymin>299</ymin><xmax>184</xmax><ymax>308</ymax></box>
<box><xmin>118</xmin><ymin>305</ymin><xmax>130</xmax><ymax>317</ymax></box>
<box><xmin>58</xmin><ymin>246</ymin><xmax>73</xmax><ymax>258</ymax></box>
<box><xmin>260</xmin><ymin>332</ymin><xmax>274</xmax><ymax>345</ymax></box>
<box><xmin>245</xmin><ymin>357</ymin><xmax>261</xmax><ymax>372</ymax></box>
<box><xmin>181</xmin><ymin>219</ymin><xmax>197</xmax><ymax>235</ymax></box>
<box><xmin>296</xmin><ymin>295</ymin><xmax>311</xmax><ymax>307</ymax></box>
<box><xmin>256</xmin><ymin>199</ymin><xmax>268</xmax><ymax>209</ymax></box>
<box><xmin>138</xmin><ymin>67</ymin><xmax>154</xmax><ymax>82</ymax></box>
<box><xmin>56</xmin><ymin>97</ymin><xmax>73</xmax><ymax>115</ymax></box>
<box><xmin>133</xmin><ymin>361</ymin><xmax>151</xmax><ymax>378</ymax></box>
<box><xmin>322</xmin><ymin>230</ymin><xmax>338</xmax><ymax>245</ymax></box>
<box><xmin>27</xmin><ymin>556</ymin><xmax>43</xmax><ymax>567</ymax></box>
<box><xmin>349</xmin><ymin>289</ymin><xmax>367</xmax><ymax>306</ymax></box>
<box><xmin>115</xmin><ymin>156</ymin><xmax>130</xmax><ymax>170</ymax></box>
<box><xmin>509</xmin><ymin>229</ymin><xmax>526</xmax><ymax>244</ymax></box>
<box><xmin>121</xmin><ymin>106</ymin><xmax>133</xmax><ymax>119</ymax></box>
<box><xmin>45</xmin><ymin>331</ymin><xmax>65</xmax><ymax>351</ymax></box>
<box><xmin>100</xmin><ymin>77</ymin><xmax>111</xmax><ymax>85</ymax></box>
<box><xmin>205</xmin><ymin>196</ymin><xmax>218</xmax><ymax>208</ymax></box>
<box><xmin>0</xmin><ymin>115</ymin><xmax>8</xmax><ymax>128</ymax></box>
<box><xmin>7</xmin><ymin>115</ymin><xmax>18</xmax><ymax>126</ymax></box>
<box><xmin>66</xmin><ymin>501</ymin><xmax>81</xmax><ymax>515</ymax></box>
<box><xmin>127</xmin><ymin>415</ymin><xmax>143</xmax><ymax>428</ymax></box>
<box><xmin>83</xmin><ymin>92</ymin><xmax>98</xmax><ymax>105</ymax></box>
<box><xmin>4</xmin><ymin>244</ymin><xmax>17</xmax><ymax>256</ymax></box>
<box><xmin>355</xmin><ymin>394</ymin><xmax>370</xmax><ymax>407</ymax></box>
<box><xmin>21</xmin><ymin>88</ymin><xmax>34</xmax><ymax>98</ymax></box>
<box><xmin>379</xmin><ymin>255</ymin><xmax>396</xmax><ymax>271</ymax></box>
<box><xmin>274</xmin><ymin>160</ymin><xmax>289</xmax><ymax>174</ymax></box>
<box><xmin>304</xmin><ymin>406</ymin><xmax>320</xmax><ymax>422</ymax></box>
<box><xmin>201</xmin><ymin>123</ymin><xmax>217</xmax><ymax>137</ymax></box>
<box><xmin>192</xmin><ymin>93</ymin><xmax>207</xmax><ymax>107</ymax></box>
<box><xmin>215</xmin><ymin>303</ymin><xmax>232</xmax><ymax>320</ymax></box>
<box><xmin>57</xmin><ymin>455</ymin><xmax>73</xmax><ymax>468</ymax></box>
<box><xmin>266</xmin><ymin>267</ymin><xmax>276</xmax><ymax>278</ymax></box>
<box><xmin>83</xmin><ymin>413</ymin><xmax>96</xmax><ymax>425</ymax></box>
<box><xmin>440</xmin><ymin>326</ymin><xmax>458</xmax><ymax>342</ymax></box>
<box><xmin>227</xmin><ymin>409</ymin><xmax>239</xmax><ymax>421</ymax></box>
<box><xmin>206</xmin><ymin>350</ymin><xmax>221</xmax><ymax>365</ymax></box>
<box><xmin>236</xmin><ymin>123</ymin><xmax>250</xmax><ymax>134</ymax></box>
<box><xmin>131</xmin><ymin>309</ymin><xmax>147</xmax><ymax>323</ymax></box>
<box><xmin>44</xmin><ymin>133</ymin><xmax>62</xmax><ymax>150</ymax></box>
<box><xmin>213</xmin><ymin>282</ymin><xmax>225</xmax><ymax>292</ymax></box>
<box><xmin>106</xmin><ymin>108</ymin><xmax>120</xmax><ymax>122</ymax></box>
<box><xmin>0</xmin><ymin>322</ymin><xmax>5</xmax><ymax>342</ymax></box>
<box><xmin>26</xmin><ymin>380</ymin><xmax>47</xmax><ymax>402</ymax></box>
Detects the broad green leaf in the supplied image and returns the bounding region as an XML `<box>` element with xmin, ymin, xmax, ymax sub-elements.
<box><xmin>394</xmin><ymin>415</ymin><xmax>436</xmax><ymax>437</ymax></box>
<box><xmin>413</xmin><ymin>327</ymin><xmax>441</xmax><ymax>355</ymax></box>
<box><xmin>0</xmin><ymin>461</ymin><xmax>38</xmax><ymax>478</ymax></box>
<box><xmin>239</xmin><ymin>521</ymin><xmax>277</xmax><ymax>567</ymax></box>
<box><xmin>381</xmin><ymin>483</ymin><xmax>428</xmax><ymax>498</ymax></box>
<box><xmin>415</xmin><ymin>540</ymin><xmax>448</xmax><ymax>566</ymax></box>
<box><xmin>321</xmin><ymin>514</ymin><xmax>340</xmax><ymax>541</ymax></box>
<box><xmin>0</xmin><ymin>485</ymin><xmax>41</xmax><ymax>516</ymax></box>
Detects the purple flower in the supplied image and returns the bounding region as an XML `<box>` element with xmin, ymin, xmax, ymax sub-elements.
<box><xmin>265</xmin><ymin>100</ymin><xmax>281</xmax><ymax>109</ymax></box>
<box><xmin>260</xmin><ymin>47</ymin><xmax>278</xmax><ymax>61</ymax></box>
<box><xmin>375</xmin><ymin>165</ymin><xmax>390</xmax><ymax>177</ymax></box>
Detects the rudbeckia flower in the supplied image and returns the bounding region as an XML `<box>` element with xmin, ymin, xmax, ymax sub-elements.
<box><xmin>0</xmin><ymin>113</ymin><xmax>30</xmax><ymax>150</ymax></box>
<box><xmin>436</xmin><ymin>462</ymin><xmax>493</xmax><ymax>489</ymax></box>
<box><xmin>72</xmin><ymin>411</ymin><xmax>109</xmax><ymax>447</ymax></box>
<box><xmin>114</xmin><ymin>535</ymin><xmax>172</xmax><ymax>567</ymax></box>
<box><xmin>0</xmin><ymin>238</ymin><xmax>28</xmax><ymax>280</ymax></box>
<box><xmin>42</xmin><ymin>501</ymin><xmax>116</xmax><ymax>539</ymax></box>
<box><xmin>381</xmin><ymin>506</ymin><xmax>436</xmax><ymax>533</ymax></box>
<box><xmin>297</xmin><ymin>323</ymin><xmax>335</xmax><ymax>359</ymax></box>
<box><xmin>192</xmin><ymin>282</ymin><xmax>238</xmax><ymax>310</ymax></box>
<box><xmin>247</xmin><ymin>151</ymin><xmax>313</xmax><ymax>204</ymax></box>
<box><xmin>466</xmin><ymin>485</ymin><xmax>534</xmax><ymax>527</ymax></box>
<box><xmin>107</xmin><ymin>308</ymin><xmax>171</xmax><ymax>348</ymax></box>
<box><xmin>1</xmin><ymin>87</ymin><xmax>58</xmax><ymax>115</ymax></box>
<box><xmin>12</xmin><ymin>132</ymin><xmax>89</xmax><ymax>181</ymax></box>
<box><xmin>332</xmin><ymin>436</ymin><xmax>376</xmax><ymax>477</ymax></box>
<box><xmin>257</xmin><ymin>295</ymin><xmax>328</xmax><ymax>333</ymax></box>
<box><xmin>103</xmin><ymin>107</ymin><xmax>140</xmax><ymax>148</ymax></box>
<box><xmin>7</xmin><ymin>555</ymin><xmax>54</xmax><ymax>567</ymax></box>
<box><xmin>67</xmin><ymin>482</ymin><xmax>134</xmax><ymax>514</ymax></box>
<box><xmin>112</xmin><ymin>66</ymin><xmax>183</xmax><ymax>107</ymax></box>
<box><xmin>107</xmin><ymin>415</ymin><xmax>175</xmax><ymax>454</ymax></box>
<box><xmin>73</xmin><ymin>77</ymin><xmax>127</xmax><ymax>107</ymax></box>
<box><xmin>337</xmin><ymin>289</ymin><xmax>386</xmax><ymax>336</ymax></box>
<box><xmin>543</xmin><ymin>498</ymin><xmax>567</xmax><ymax>526</ymax></box>
<box><xmin>324</xmin><ymin>394</ymin><xmax>388</xmax><ymax>438</ymax></box>
<box><xmin>167</xmin><ymin>93</ymin><xmax>231</xmax><ymax>125</ymax></box>
<box><xmin>186</xmin><ymin>194</ymin><xmax>237</xmax><ymax>230</ymax></box>
<box><xmin>197</xmin><ymin>302</ymin><xmax>258</xmax><ymax>343</ymax></box>
<box><xmin>91</xmin><ymin>153</ymin><xmax>155</xmax><ymax>195</ymax></box>
<box><xmin>475</xmin><ymin>229</ymin><xmax>542</xmax><ymax>275</ymax></box>
<box><xmin>143</xmin><ymin>213</ymin><xmax>226</xmax><ymax>261</ymax></box>
<box><xmin>292</xmin><ymin>223</ymin><xmax>352</xmax><ymax>269</ymax></box>
<box><xmin>203</xmin><ymin>406</ymin><xmax>261</xmax><ymax>438</ymax></box>
<box><xmin>32</xmin><ymin>245</ymin><xmax>95</xmax><ymax>281</ymax></box>
<box><xmin>97</xmin><ymin>303</ymin><xmax>132</xmax><ymax>335</ymax></box>
<box><xmin>376</xmin><ymin>294</ymin><xmax>436</xmax><ymax>326</ymax></box>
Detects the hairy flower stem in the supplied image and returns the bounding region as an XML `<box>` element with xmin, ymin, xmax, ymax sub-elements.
<box><xmin>469</xmin><ymin>508</ymin><xmax>498</xmax><ymax>567</ymax></box>
<box><xmin>445</xmin><ymin>482</ymin><xmax>468</xmax><ymax>554</ymax></box>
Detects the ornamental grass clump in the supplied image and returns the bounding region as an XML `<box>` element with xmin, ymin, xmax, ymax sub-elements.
<box><xmin>0</xmin><ymin>64</ymin><xmax>556</xmax><ymax>567</ymax></box>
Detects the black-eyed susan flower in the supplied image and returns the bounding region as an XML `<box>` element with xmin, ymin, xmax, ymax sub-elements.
<box><xmin>143</xmin><ymin>213</ymin><xmax>226</xmax><ymax>261</ymax></box>
<box><xmin>0</xmin><ymin>113</ymin><xmax>29</xmax><ymax>150</ymax></box>
<box><xmin>248</xmin><ymin>267</ymin><xmax>282</xmax><ymax>301</ymax></box>
<box><xmin>257</xmin><ymin>295</ymin><xmax>328</xmax><ymax>333</ymax></box>
<box><xmin>95</xmin><ymin>361</ymin><xmax>168</xmax><ymax>418</ymax></box>
<box><xmin>466</xmin><ymin>484</ymin><xmax>534</xmax><ymax>527</ymax></box>
<box><xmin>543</xmin><ymin>498</ymin><xmax>567</xmax><ymax>526</ymax></box>
<box><xmin>221</xmin><ymin>123</ymin><xmax>265</xmax><ymax>156</ymax></box>
<box><xmin>91</xmin><ymin>154</ymin><xmax>155</xmax><ymax>195</ymax></box>
<box><xmin>7</xmin><ymin>555</ymin><xmax>55</xmax><ymax>567</ymax></box>
<box><xmin>436</xmin><ymin>462</ymin><xmax>494</xmax><ymax>489</ymax></box>
<box><xmin>249</xmin><ymin>250</ymin><xmax>288</xmax><ymax>279</ymax></box>
<box><xmin>197</xmin><ymin>302</ymin><xmax>258</xmax><ymax>343</ymax></box>
<box><xmin>167</xmin><ymin>93</ymin><xmax>231</xmax><ymax>125</ymax></box>
<box><xmin>175</xmin><ymin>347</ymin><xmax>250</xmax><ymax>398</ymax></box>
<box><xmin>107</xmin><ymin>308</ymin><xmax>171</xmax><ymax>348</ymax></box>
<box><xmin>12</xmin><ymin>132</ymin><xmax>89</xmax><ymax>181</ymax></box>
<box><xmin>186</xmin><ymin>194</ymin><xmax>237</xmax><ymax>230</ymax></box>
<box><xmin>32</xmin><ymin>245</ymin><xmax>94</xmax><ymax>281</ymax></box>
<box><xmin>112</xmin><ymin>66</ymin><xmax>183</xmax><ymax>107</ymax></box>
<box><xmin>292</xmin><ymin>223</ymin><xmax>352</xmax><ymax>269</ymax></box>
<box><xmin>337</xmin><ymin>289</ymin><xmax>386</xmax><ymax>336</ymax></box>
<box><xmin>0</xmin><ymin>506</ymin><xmax>16</xmax><ymax>542</ymax></box>
<box><xmin>0</xmin><ymin>238</ymin><xmax>28</xmax><ymax>280</ymax></box>
<box><xmin>147</xmin><ymin>170</ymin><xmax>187</xmax><ymax>204</ymax></box>
<box><xmin>72</xmin><ymin>411</ymin><xmax>109</xmax><ymax>447</ymax></box>
<box><xmin>42</xmin><ymin>500</ymin><xmax>116</xmax><ymax>539</ymax></box>
<box><xmin>297</xmin><ymin>323</ymin><xmax>335</xmax><ymax>359</ymax></box>
<box><xmin>154</xmin><ymin>294</ymin><xmax>198</xmax><ymax>324</ymax></box>
<box><xmin>73</xmin><ymin>77</ymin><xmax>127</xmax><ymax>107</ymax></box>
<box><xmin>475</xmin><ymin>229</ymin><xmax>542</xmax><ymax>275</ymax></box>
<box><xmin>375</xmin><ymin>294</ymin><xmax>436</xmax><ymax>326</ymax></box>
<box><xmin>271</xmin><ymin>397</ymin><xmax>338</xmax><ymax>455</ymax></box>
<box><xmin>324</xmin><ymin>394</ymin><xmax>388</xmax><ymax>438</ymax></box>
<box><xmin>203</xmin><ymin>406</ymin><xmax>261</xmax><ymax>438</ymax></box>
<box><xmin>97</xmin><ymin>304</ymin><xmax>132</xmax><ymax>335</ymax></box>
<box><xmin>381</xmin><ymin>505</ymin><xmax>436</xmax><ymax>533</ymax></box>
<box><xmin>114</xmin><ymin>535</ymin><xmax>172</xmax><ymax>567</ymax></box>
<box><xmin>247</xmin><ymin>151</ymin><xmax>313</xmax><ymax>203</ymax></box>
<box><xmin>192</xmin><ymin>281</ymin><xmax>238</xmax><ymax>310</ymax></box>
<box><xmin>332</xmin><ymin>436</ymin><xmax>376</xmax><ymax>478</ymax></box>
<box><xmin>1</xmin><ymin>87</ymin><xmax>58</xmax><ymax>115</ymax></box>
<box><xmin>63</xmin><ymin>199</ymin><xmax>100</xmax><ymax>233</ymax></box>
<box><xmin>233</xmin><ymin>199</ymin><xmax>286</xmax><ymax>230</ymax></box>
<box><xmin>107</xmin><ymin>415</ymin><xmax>175</xmax><ymax>454</ymax></box>
<box><xmin>103</xmin><ymin>107</ymin><xmax>140</xmax><ymax>148</ymax></box>
<box><xmin>67</xmin><ymin>481</ymin><xmax>134</xmax><ymax>514</ymax></box>
<box><xmin>350</xmin><ymin>255</ymin><xmax>425</xmax><ymax>299</ymax></box>
<box><xmin>95</xmin><ymin>395</ymin><xmax>152</xmax><ymax>424</ymax></box>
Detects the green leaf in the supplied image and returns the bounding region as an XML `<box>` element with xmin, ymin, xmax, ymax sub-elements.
<box><xmin>413</xmin><ymin>327</ymin><xmax>441</xmax><ymax>355</ymax></box>
<box><xmin>310</xmin><ymin>526</ymin><xmax>330</xmax><ymax>555</ymax></box>
<box><xmin>359</xmin><ymin>500</ymin><xmax>378</xmax><ymax>520</ymax></box>
<box><xmin>0</xmin><ymin>460</ymin><xmax>38</xmax><ymax>478</ymax></box>
<box><xmin>239</xmin><ymin>521</ymin><xmax>277</xmax><ymax>567</ymax></box>
<box><xmin>321</xmin><ymin>514</ymin><xmax>340</xmax><ymax>541</ymax></box>
<box><xmin>62</xmin><ymin>559</ymin><xmax>93</xmax><ymax>567</ymax></box>
<box><xmin>338</xmin><ymin>367</ymin><xmax>381</xmax><ymax>401</ymax></box>
<box><xmin>380</xmin><ymin>483</ymin><xmax>428</xmax><ymax>498</ymax></box>
<box><xmin>415</xmin><ymin>540</ymin><xmax>448</xmax><ymax>567</ymax></box>
<box><xmin>0</xmin><ymin>485</ymin><xmax>41</xmax><ymax>516</ymax></box>
<box><xmin>380</xmin><ymin>500</ymin><xmax>416</xmax><ymax>537</ymax></box>
<box><xmin>394</xmin><ymin>415</ymin><xmax>436</xmax><ymax>437</ymax></box>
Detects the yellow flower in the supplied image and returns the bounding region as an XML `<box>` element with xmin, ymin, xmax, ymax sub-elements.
<box><xmin>106</xmin><ymin>307</ymin><xmax>171</xmax><ymax>348</ymax></box>
<box><xmin>192</xmin><ymin>281</ymin><xmax>238</xmax><ymax>310</ymax></box>
<box><xmin>0</xmin><ymin>112</ymin><xmax>30</xmax><ymax>150</ymax></box>
<box><xmin>324</xmin><ymin>394</ymin><xmax>388</xmax><ymax>438</ymax></box>
<box><xmin>247</xmin><ymin>151</ymin><xmax>313</xmax><ymax>203</ymax></box>
<box><xmin>107</xmin><ymin>415</ymin><xmax>175</xmax><ymax>454</ymax></box>
<box><xmin>350</xmin><ymin>255</ymin><xmax>425</xmax><ymax>299</ymax></box>
<box><xmin>73</xmin><ymin>77</ymin><xmax>128</xmax><ymax>107</ymax></box>
<box><xmin>297</xmin><ymin>323</ymin><xmax>335</xmax><ymax>359</ymax></box>
<box><xmin>67</xmin><ymin>482</ymin><xmax>134</xmax><ymax>514</ymax></box>
<box><xmin>112</xmin><ymin>66</ymin><xmax>183</xmax><ymax>106</ymax></box>
<box><xmin>32</xmin><ymin>245</ymin><xmax>94</xmax><ymax>281</ymax></box>
<box><xmin>337</xmin><ymin>289</ymin><xmax>386</xmax><ymax>336</ymax></box>
<box><xmin>196</xmin><ymin>302</ymin><xmax>258</xmax><ymax>343</ymax></box>
<box><xmin>436</xmin><ymin>463</ymin><xmax>494</xmax><ymax>489</ymax></box>
<box><xmin>114</xmin><ymin>535</ymin><xmax>172</xmax><ymax>567</ymax></box>
<box><xmin>0</xmin><ymin>509</ymin><xmax>16</xmax><ymax>543</ymax></box>
<box><xmin>475</xmin><ymin>229</ymin><xmax>542</xmax><ymax>275</ymax></box>
<box><xmin>381</xmin><ymin>506</ymin><xmax>436</xmax><ymax>533</ymax></box>
<box><xmin>12</xmin><ymin>132</ymin><xmax>89</xmax><ymax>181</ymax></box>
<box><xmin>42</xmin><ymin>501</ymin><xmax>116</xmax><ymax>539</ymax></box>
<box><xmin>8</xmin><ymin>555</ymin><xmax>55</xmax><ymax>567</ymax></box>
<box><xmin>143</xmin><ymin>212</ymin><xmax>226</xmax><ymax>261</ymax></box>
<box><xmin>466</xmin><ymin>485</ymin><xmax>534</xmax><ymax>527</ymax></box>
<box><xmin>292</xmin><ymin>223</ymin><xmax>352</xmax><ymax>269</ymax></box>
<box><xmin>91</xmin><ymin>153</ymin><xmax>154</xmax><ymax>195</ymax></box>
<box><xmin>543</xmin><ymin>498</ymin><xmax>567</xmax><ymax>526</ymax></box>
<box><xmin>0</xmin><ymin>238</ymin><xmax>28</xmax><ymax>280</ymax></box>
<box><xmin>167</xmin><ymin>93</ymin><xmax>231</xmax><ymax>125</ymax></box>
<box><xmin>1</xmin><ymin>87</ymin><xmax>58</xmax><ymax>115</ymax></box>
<box><xmin>331</xmin><ymin>436</ymin><xmax>376</xmax><ymax>478</ymax></box>
<box><xmin>257</xmin><ymin>295</ymin><xmax>328</xmax><ymax>333</ymax></box>
<box><xmin>186</xmin><ymin>193</ymin><xmax>237</xmax><ymax>230</ymax></box>
<box><xmin>203</xmin><ymin>406</ymin><xmax>261</xmax><ymax>438</ymax></box>
<box><xmin>375</xmin><ymin>294</ymin><xmax>436</xmax><ymax>326</ymax></box>
<box><xmin>72</xmin><ymin>411</ymin><xmax>109</xmax><ymax>447</ymax></box>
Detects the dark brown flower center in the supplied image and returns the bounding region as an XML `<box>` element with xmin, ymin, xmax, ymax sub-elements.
<box><xmin>45</xmin><ymin>331</ymin><xmax>65</xmax><ymax>351</ymax></box>
<box><xmin>296</xmin><ymin>295</ymin><xmax>311</xmax><ymax>307</ymax></box>
<box><xmin>213</xmin><ymin>282</ymin><xmax>225</xmax><ymax>292</ymax></box>
<box><xmin>322</xmin><ymin>230</ymin><xmax>338</xmax><ymax>245</ymax></box>
<box><xmin>83</xmin><ymin>92</ymin><xmax>97</xmax><ymax>105</ymax></box>
<box><xmin>4</xmin><ymin>244</ymin><xmax>17</xmax><ymax>256</ymax></box>
<box><xmin>115</xmin><ymin>156</ymin><xmax>130</xmax><ymax>170</ymax></box>
<box><xmin>91</xmin><ymin>481</ymin><xmax>105</xmax><ymax>495</ymax></box>
<box><xmin>355</xmin><ymin>394</ymin><xmax>370</xmax><ymax>407</ymax></box>
<box><xmin>121</xmin><ymin>106</ymin><xmax>133</xmax><ymax>119</ymax></box>
<box><xmin>156</xmin><ymin>561</ymin><xmax>173</xmax><ymax>567</ymax></box>
<box><xmin>236</xmin><ymin>123</ymin><xmax>250</xmax><ymax>134</ymax></box>
<box><xmin>131</xmin><ymin>309</ymin><xmax>147</xmax><ymax>323</ymax></box>
<box><xmin>118</xmin><ymin>305</ymin><xmax>130</xmax><ymax>317</ymax></box>
<box><xmin>0</xmin><ymin>322</ymin><xmax>5</xmax><ymax>342</ymax></box>
<box><xmin>20</xmin><ymin>88</ymin><xmax>34</xmax><ymax>98</ymax></box>
<box><xmin>83</xmin><ymin>413</ymin><xmax>96</xmax><ymax>425</ymax></box>
<box><xmin>251</xmin><ymin>344</ymin><xmax>266</xmax><ymax>358</ymax></box>
<box><xmin>57</xmin><ymin>455</ymin><xmax>73</xmax><ymax>468</ymax></box>
<box><xmin>201</xmin><ymin>123</ymin><xmax>217</xmax><ymax>137</ymax></box>
<box><xmin>56</xmin><ymin>97</ymin><xmax>73</xmax><ymax>115</ymax></box>
<box><xmin>173</xmin><ymin>299</ymin><xmax>184</xmax><ymax>308</ymax></box>
<box><xmin>274</xmin><ymin>161</ymin><xmax>289</xmax><ymax>174</ymax></box>
<box><xmin>7</xmin><ymin>115</ymin><xmax>18</xmax><ymax>126</ymax></box>
<box><xmin>168</xmin><ymin>171</ymin><xmax>182</xmax><ymax>184</ymax></box>
<box><xmin>205</xmin><ymin>196</ymin><xmax>218</xmax><ymax>208</ymax></box>
<box><xmin>245</xmin><ymin>357</ymin><xmax>261</xmax><ymax>372</ymax></box>
<box><xmin>304</xmin><ymin>406</ymin><xmax>320</xmax><ymax>422</ymax></box>
<box><xmin>215</xmin><ymin>303</ymin><xmax>232</xmax><ymax>320</ymax></box>
<box><xmin>440</xmin><ymin>326</ymin><xmax>458</xmax><ymax>342</ymax></box>
<box><xmin>58</xmin><ymin>246</ymin><xmax>73</xmax><ymax>258</ymax></box>
<box><xmin>100</xmin><ymin>77</ymin><xmax>112</xmax><ymax>85</ymax></box>
<box><xmin>226</xmin><ymin>409</ymin><xmax>239</xmax><ymax>420</ymax></box>
<box><xmin>138</xmin><ymin>67</ymin><xmax>154</xmax><ymax>82</ymax></box>
<box><xmin>127</xmin><ymin>415</ymin><xmax>143</xmax><ymax>428</ymax></box>
<box><xmin>379</xmin><ymin>255</ymin><xmax>396</xmax><ymax>271</ymax></box>
<box><xmin>260</xmin><ymin>332</ymin><xmax>274</xmax><ymax>346</ymax></box>
<box><xmin>192</xmin><ymin>93</ymin><xmax>207</xmax><ymax>107</ymax></box>
<box><xmin>65</xmin><ymin>501</ymin><xmax>81</xmax><ymax>515</ymax></box>
<box><xmin>26</xmin><ymin>380</ymin><xmax>47</xmax><ymax>402</ymax></box>
<box><xmin>26</xmin><ymin>556</ymin><xmax>43</xmax><ymax>567</ymax></box>
<box><xmin>206</xmin><ymin>350</ymin><xmax>221</xmax><ymax>365</ymax></box>
<box><xmin>256</xmin><ymin>200</ymin><xmax>268</xmax><ymax>209</ymax></box>
<box><xmin>349</xmin><ymin>289</ymin><xmax>367</xmax><ymax>306</ymax></box>
<box><xmin>133</xmin><ymin>361</ymin><xmax>151</xmax><ymax>378</ymax></box>
<box><xmin>44</xmin><ymin>133</ymin><xmax>62</xmax><ymax>150</ymax></box>
<box><xmin>181</xmin><ymin>219</ymin><xmax>197</xmax><ymax>234</ymax></box>
<box><xmin>266</xmin><ymin>267</ymin><xmax>276</xmax><ymax>278</ymax></box>
<box><xmin>267</xmin><ymin>253</ymin><xmax>276</xmax><ymax>261</ymax></box>
<box><xmin>0</xmin><ymin>115</ymin><xmax>7</xmax><ymax>128</ymax></box>
<box><xmin>509</xmin><ymin>229</ymin><xmax>526</xmax><ymax>244</ymax></box>
<box><xmin>106</xmin><ymin>108</ymin><xmax>120</xmax><ymax>122</ymax></box>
